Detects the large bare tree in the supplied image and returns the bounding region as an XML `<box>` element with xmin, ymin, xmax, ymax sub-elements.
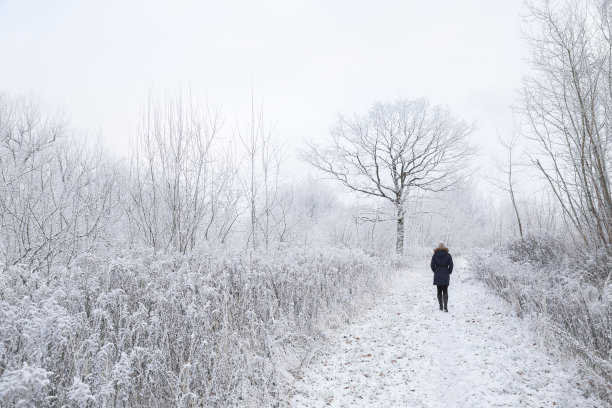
<box><xmin>302</xmin><ymin>98</ymin><xmax>474</xmax><ymax>254</ymax></box>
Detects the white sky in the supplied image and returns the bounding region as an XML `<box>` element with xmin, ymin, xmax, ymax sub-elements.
<box><xmin>0</xmin><ymin>0</ymin><xmax>528</xmax><ymax>185</ymax></box>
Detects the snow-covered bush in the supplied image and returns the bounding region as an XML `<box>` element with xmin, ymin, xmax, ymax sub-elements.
<box><xmin>0</xmin><ymin>246</ymin><xmax>387</xmax><ymax>407</ymax></box>
<box><xmin>504</xmin><ymin>233</ymin><xmax>566</xmax><ymax>266</ymax></box>
<box><xmin>470</xmin><ymin>235</ymin><xmax>612</xmax><ymax>403</ymax></box>
<box><xmin>0</xmin><ymin>363</ymin><xmax>53</xmax><ymax>407</ymax></box>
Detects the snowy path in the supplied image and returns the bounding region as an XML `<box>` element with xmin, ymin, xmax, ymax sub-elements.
<box><xmin>288</xmin><ymin>259</ymin><xmax>601</xmax><ymax>408</ymax></box>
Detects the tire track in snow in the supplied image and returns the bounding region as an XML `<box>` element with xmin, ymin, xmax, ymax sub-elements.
<box><xmin>288</xmin><ymin>258</ymin><xmax>603</xmax><ymax>407</ymax></box>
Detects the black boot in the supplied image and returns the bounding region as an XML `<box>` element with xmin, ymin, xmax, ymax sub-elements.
<box><xmin>443</xmin><ymin>294</ymin><xmax>448</xmax><ymax>312</ymax></box>
<box><xmin>437</xmin><ymin>294</ymin><xmax>443</xmax><ymax>310</ymax></box>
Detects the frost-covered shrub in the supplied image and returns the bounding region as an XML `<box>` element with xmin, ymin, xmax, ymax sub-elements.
<box><xmin>0</xmin><ymin>246</ymin><xmax>387</xmax><ymax>407</ymax></box>
<box><xmin>574</xmin><ymin>247</ymin><xmax>612</xmax><ymax>288</ymax></box>
<box><xmin>470</xmin><ymin>239</ymin><xmax>612</xmax><ymax>403</ymax></box>
<box><xmin>0</xmin><ymin>363</ymin><xmax>53</xmax><ymax>407</ymax></box>
<box><xmin>505</xmin><ymin>232</ymin><xmax>566</xmax><ymax>266</ymax></box>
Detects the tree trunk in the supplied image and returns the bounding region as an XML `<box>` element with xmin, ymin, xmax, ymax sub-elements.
<box><xmin>396</xmin><ymin>205</ymin><xmax>405</xmax><ymax>254</ymax></box>
<box><xmin>509</xmin><ymin>179</ymin><xmax>523</xmax><ymax>239</ymax></box>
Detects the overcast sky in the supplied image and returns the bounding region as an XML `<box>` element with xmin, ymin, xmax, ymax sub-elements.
<box><xmin>0</xmin><ymin>0</ymin><xmax>528</xmax><ymax>186</ymax></box>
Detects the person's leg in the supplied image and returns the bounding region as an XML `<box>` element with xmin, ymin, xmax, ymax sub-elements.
<box><xmin>436</xmin><ymin>285</ymin><xmax>443</xmax><ymax>310</ymax></box>
<box><xmin>442</xmin><ymin>285</ymin><xmax>449</xmax><ymax>311</ymax></box>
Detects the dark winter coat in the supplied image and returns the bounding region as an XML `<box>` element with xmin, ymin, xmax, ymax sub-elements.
<box><xmin>431</xmin><ymin>247</ymin><xmax>453</xmax><ymax>286</ymax></box>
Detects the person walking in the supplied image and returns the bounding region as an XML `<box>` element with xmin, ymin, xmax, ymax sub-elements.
<box><xmin>431</xmin><ymin>242</ymin><xmax>453</xmax><ymax>312</ymax></box>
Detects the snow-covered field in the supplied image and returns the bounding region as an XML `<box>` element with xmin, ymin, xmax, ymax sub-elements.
<box><xmin>288</xmin><ymin>258</ymin><xmax>603</xmax><ymax>408</ymax></box>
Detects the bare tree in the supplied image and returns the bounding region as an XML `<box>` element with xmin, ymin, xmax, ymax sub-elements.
<box><xmin>0</xmin><ymin>93</ymin><xmax>115</xmax><ymax>271</ymax></box>
<box><xmin>125</xmin><ymin>91</ymin><xmax>229</xmax><ymax>253</ymax></box>
<box><xmin>236</xmin><ymin>97</ymin><xmax>285</xmax><ymax>251</ymax></box>
<box><xmin>521</xmin><ymin>0</ymin><xmax>612</xmax><ymax>251</ymax></box>
<box><xmin>301</xmin><ymin>98</ymin><xmax>474</xmax><ymax>254</ymax></box>
<box><xmin>490</xmin><ymin>131</ymin><xmax>524</xmax><ymax>239</ymax></box>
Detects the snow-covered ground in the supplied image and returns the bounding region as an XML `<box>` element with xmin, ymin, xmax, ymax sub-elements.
<box><xmin>288</xmin><ymin>258</ymin><xmax>603</xmax><ymax>408</ymax></box>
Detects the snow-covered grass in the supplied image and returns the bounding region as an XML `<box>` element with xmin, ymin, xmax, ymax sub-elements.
<box><xmin>0</xmin><ymin>246</ymin><xmax>388</xmax><ymax>407</ymax></box>
<box><xmin>470</xmin><ymin>236</ymin><xmax>612</xmax><ymax>404</ymax></box>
